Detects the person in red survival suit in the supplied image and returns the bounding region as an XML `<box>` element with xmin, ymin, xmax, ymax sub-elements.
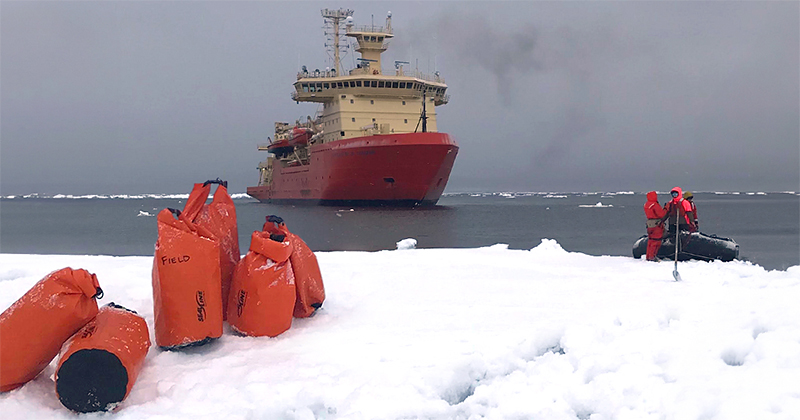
<box><xmin>643</xmin><ymin>191</ymin><xmax>666</xmax><ymax>261</ymax></box>
<box><xmin>661</xmin><ymin>186</ymin><xmax>696</xmax><ymax>234</ymax></box>
<box><xmin>683</xmin><ymin>191</ymin><xmax>698</xmax><ymax>230</ymax></box>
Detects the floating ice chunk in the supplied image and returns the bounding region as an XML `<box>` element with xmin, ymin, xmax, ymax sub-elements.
<box><xmin>396</xmin><ymin>238</ymin><xmax>417</xmax><ymax>250</ymax></box>
<box><xmin>579</xmin><ymin>202</ymin><xmax>613</xmax><ymax>208</ymax></box>
<box><xmin>137</xmin><ymin>210</ymin><xmax>154</xmax><ymax>217</ymax></box>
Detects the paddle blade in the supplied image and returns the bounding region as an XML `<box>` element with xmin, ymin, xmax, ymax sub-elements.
<box><xmin>673</xmin><ymin>269</ymin><xmax>682</xmax><ymax>282</ymax></box>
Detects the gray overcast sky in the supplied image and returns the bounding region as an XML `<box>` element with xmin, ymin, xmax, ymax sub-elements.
<box><xmin>1</xmin><ymin>1</ymin><xmax>798</xmax><ymax>195</ymax></box>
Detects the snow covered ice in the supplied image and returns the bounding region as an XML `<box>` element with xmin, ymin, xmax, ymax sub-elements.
<box><xmin>1</xmin><ymin>240</ymin><xmax>799</xmax><ymax>419</ymax></box>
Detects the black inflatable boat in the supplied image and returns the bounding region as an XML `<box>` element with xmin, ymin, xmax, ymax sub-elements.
<box><xmin>632</xmin><ymin>231</ymin><xmax>739</xmax><ymax>262</ymax></box>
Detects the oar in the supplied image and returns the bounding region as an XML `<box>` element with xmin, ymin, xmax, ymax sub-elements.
<box><xmin>673</xmin><ymin>204</ymin><xmax>682</xmax><ymax>281</ymax></box>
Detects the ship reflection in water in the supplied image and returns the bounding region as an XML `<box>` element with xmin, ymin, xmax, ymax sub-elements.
<box><xmin>246</xmin><ymin>9</ymin><xmax>458</xmax><ymax>206</ymax></box>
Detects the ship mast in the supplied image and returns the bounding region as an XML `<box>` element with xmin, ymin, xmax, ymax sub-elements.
<box><xmin>321</xmin><ymin>8</ymin><xmax>354</xmax><ymax>75</ymax></box>
<box><xmin>415</xmin><ymin>90</ymin><xmax>428</xmax><ymax>133</ymax></box>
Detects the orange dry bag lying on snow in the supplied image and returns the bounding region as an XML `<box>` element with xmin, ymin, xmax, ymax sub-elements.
<box><xmin>0</xmin><ymin>268</ymin><xmax>102</xmax><ymax>392</ymax></box>
<box><xmin>227</xmin><ymin>229</ymin><xmax>296</xmax><ymax>337</ymax></box>
<box><xmin>181</xmin><ymin>179</ymin><xmax>240</xmax><ymax>320</ymax></box>
<box><xmin>56</xmin><ymin>303</ymin><xmax>151</xmax><ymax>413</ymax></box>
<box><xmin>263</xmin><ymin>215</ymin><xmax>325</xmax><ymax>318</ymax></box>
<box><xmin>152</xmin><ymin>207</ymin><xmax>223</xmax><ymax>349</ymax></box>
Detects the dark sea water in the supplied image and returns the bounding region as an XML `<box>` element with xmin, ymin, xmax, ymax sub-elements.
<box><xmin>1</xmin><ymin>192</ymin><xmax>798</xmax><ymax>270</ymax></box>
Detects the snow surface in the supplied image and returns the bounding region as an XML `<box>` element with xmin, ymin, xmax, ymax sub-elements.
<box><xmin>1</xmin><ymin>241</ymin><xmax>799</xmax><ymax>419</ymax></box>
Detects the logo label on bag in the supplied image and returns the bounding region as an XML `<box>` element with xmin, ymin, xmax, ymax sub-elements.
<box><xmin>161</xmin><ymin>255</ymin><xmax>191</xmax><ymax>265</ymax></box>
<box><xmin>236</xmin><ymin>290</ymin><xmax>247</xmax><ymax>317</ymax></box>
<box><xmin>80</xmin><ymin>323</ymin><xmax>97</xmax><ymax>339</ymax></box>
<box><xmin>196</xmin><ymin>291</ymin><xmax>206</xmax><ymax>322</ymax></box>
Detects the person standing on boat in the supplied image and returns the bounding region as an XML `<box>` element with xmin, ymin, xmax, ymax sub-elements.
<box><xmin>683</xmin><ymin>191</ymin><xmax>698</xmax><ymax>230</ymax></box>
<box><xmin>661</xmin><ymin>187</ymin><xmax>696</xmax><ymax>234</ymax></box>
<box><xmin>643</xmin><ymin>191</ymin><xmax>667</xmax><ymax>261</ymax></box>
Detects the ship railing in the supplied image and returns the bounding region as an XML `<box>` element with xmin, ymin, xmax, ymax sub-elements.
<box><xmin>296</xmin><ymin>70</ymin><xmax>344</xmax><ymax>80</ymax></box>
<box><xmin>411</xmin><ymin>70</ymin><xmax>446</xmax><ymax>84</ymax></box>
<box><xmin>295</xmin><ymin>69</ymin><xmax>445</xmax><ymax>84</ymax></box>
<box><xmin>346</xmin><ymin>24</ymin><xmax>392</xmax><ymax>35</ymax></box>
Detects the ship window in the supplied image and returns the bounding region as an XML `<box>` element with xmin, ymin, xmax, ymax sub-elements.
<box><xmin>372</xmin><ymin>118</ymin><xmax>376</xmax><ymax>122</ymax></box>
<box><xmin>371</xmin><ymin>80</ymin><xmax>377</xmax><ymax>87</ymax></box>
<box><xmin>324</xmin><ymin>83</ymin><xmax>329</xmax><ymax>89</ymax></box>
<box><xmin>356</xmin><ymin>80</ymin><xmax>362</xmax><ymax>87</ymax></box>
<box><xmin>302</xmin><ymin>84</ymin><xmax>309</xmax><ymax>93</ymax></box>
<box><xmin>370</xmin><ymin>36</ymin><xmax>376</xmax><ymax>42</ymax></box>
<box><xmin>385</xmin><ymin>82</ymin><xmax>392</xmax><ymax>88</ymax></box>
<box><xmin>345</xmin><ymin>82</ymin><xmax>351</xmax><ymax>88</ymax></box>
<box><xmin>341</xmin><ymin>95</ymin><xmax>346</xmax><ymax>99</ymax></box>
<box><xmin>378</xmin><ymin>37</ymin><xmax>383</xmax><ymax>42</ymax></box>
<box><xmin>350</xmin><ymin>99</ymin><xmax>354</xmax><ymax>104</ymax></box>
<box><xmin>370</xmin><ymin>100</ymin><xmax>374</xmax><ymax>104</ymax></box>
<box><xmin>340</xmin><ymin>131</ymin><xmax>345</xmax><ymax>136</ymax></box>
<box><xmin>402</xmin><ymin>101</ymin><xmax>406</xmax><ymax>105</ymax></box>
<box><xmin>352</xmin><ymin>118</ymin><xmax>355</xmax><ymax>122</ymax></box>
<box><xmin>404</xmin><ymin>119</ymin><xmax>408</xmax><ymax>123</ymax></box>
<box><xmin>337</xmin><ymin>82</ymin><xmax>343</xmax><ymax>88</ymax></box>
<box><xmin>392</xmin><ymin>82</ymin><xmax>399</xmax><ymax>88</ymax></box>
<box><xmin>316</xmin><ymin>83</ymin><xmax>323</xmax><ymax>90</ymax></box>
<box><xmin>406</xmin><ymin>84</ymin><xmax>413</xmax><ymax>89</ymax></box>
<box><xmin>399</xmin><ymin>82</ymin><xmax>406</xmax><ymax>88</ymax></box>
<box><xmin>378</xmin><ymin>81</ymin><xmax>385</xmax><ymax>88</ymax></box>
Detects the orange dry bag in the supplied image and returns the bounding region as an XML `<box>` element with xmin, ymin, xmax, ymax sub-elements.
<box><xmin>227</xmin><ymin>230</ymin><xmax>295</xmax><ymax>337</ymax></box>
<box><xmin>152</xmin><ymin>207</ymin><xmax>223</xmax><ymax>349</ymax></box>
<box><xmin>263</xmin><ymin>215</ymin><xmax>325</xmax><ymax>318</ymax></box>
<box><xmin>55</xmin><ymin>303</ymin><xmax>150</xmax><ymax>412</ymax></box>
<box><xmin>181</xmin><ymin>179</ymin><xmax>240</xmax><ymax>320</ymax></box>
<box><xmin>0</xmin><ymin>268</ymin><xmax>102</xmax><ymax>392</ymax></box>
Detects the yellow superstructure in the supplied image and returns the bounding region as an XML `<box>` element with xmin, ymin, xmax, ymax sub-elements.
<box><xmin>289</xmin><ymin>9</ymin><xmax>449</xmax><ymax>143</ymax></box>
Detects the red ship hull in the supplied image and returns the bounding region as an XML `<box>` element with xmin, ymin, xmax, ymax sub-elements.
<box><xmin>247</xmin><ymin>132</ymin><xmax>458</xmax><ymax>206</ymax></box>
